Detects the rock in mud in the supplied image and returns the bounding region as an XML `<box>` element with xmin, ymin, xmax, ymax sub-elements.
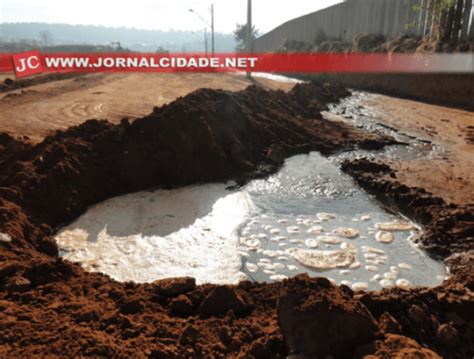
<box><xmin>277</xmin><ymin>275</ymin><xmax>378</xmax><ymax>358</ymax></box>
<box><xmin>5</xmin><ymin>275</ymin><xmax>31</xmax><ymax>293</ymax></box>
<box><xmin>170</xmin><ymin>294</ymin><xmax>194</xmax><ymax>316</ymax></box>
<box><xmin>408</xmin><ymin>304</ymin><xmax>428</xmax><ymax>324</ymax></box>
<box><xmin>378</xmin><ymin>312</ymin><xmax>402</xmax><ymax>334</ymax></box>
<box><xmin>154</xmin><ymin>277</ymin><xmax>196</xmax><ymax>297</ymax></box>
<box><xmin>436</xmin><ymin>323</ymin><xmax>460</xmax><ymax>347</ymax></box>
<box><xmin>199</xmin><ymin>286</ymin><xmax>249</xmax><ymax>318</ymax></box>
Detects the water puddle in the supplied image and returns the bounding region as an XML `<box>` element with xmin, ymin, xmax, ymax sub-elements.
<box><xmin>55</xmin><ymin>152</ymin><xmax>448</xmax><ymax>289</ymax></box>
<box><xmin>326</xmin><ymin>91</ymin><xmax>444</xmax><ymax>163</ymax></box>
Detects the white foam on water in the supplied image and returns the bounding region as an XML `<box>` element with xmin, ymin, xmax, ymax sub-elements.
<box><xmin>333</xmin><ymin>227</ymin><xmax>360</xmax><ymax>239</ymax></box>
<box><xmin>362</xmin><ymin>246</ymin><xmax>386</xmax><ymax>255</ymax></box>
<box><xmin>246</xmin><ymin>263</ymin><xmax>258</xmax><ymax>273</ymax></box>
<box><xmin>270</xmin><ymin>274</ymin><xmax>289</xmax><ymax>281</ymax></box>
<box><xmin>55</xmin><ymin>151</ymin><xmax>448</xmax><ymax>291</ymax></box>
<box><xmin>290</xmin><ymin>239</ymin><xmax>304</xmax><ymax>244</ymax></box>
<box><xmin>305</xmin><ymin>238</ymin><xmax>319</xmax><ymax>248</ymax></box>
<box><xmin>396</xmin><ymin>279</ymin><xmax>413</xmax><ymax>290</ymax></box>
<box><xmin>341</xmin><ymin>242</ymin><xmax>358</xmax><ymax>253</ymax></box>
<box><xmin>55</xmin><ymin>184</ymin><xmax>255</xmax><ymax>285</ymax></box>
<box><xmin>399</xmin><ymin>263</ymin><xmax>413</xmax><ymax>270</ymax></box>
<box><xmin>380</xmin><ymin>279</ymin><xmax>394</xmax><ymax>288</ymax></box>
<box><xmin>318</xmin><ymin>235</ymin><xmax>342</xmax><ymax>244</ymax></box>
<box><xmin>376</xmin><ymin>231</ymin><xmax>395</xmax><ymax>244</ymax></box>
<box><xmin>390</xmin><ymin>266</ymin><xmax>400</xmax><ymax>274</ymax></box>
<box><xmin>371</xmin><ymin>274</ymin><xmax>383</xmax><ymax>282</ymax></box>
<box><xmin>349</xmin><ymin>261</ymin><xmax>362</xmax><ymax>269</ymax></box>
<box><xmin>376</xmin><ymin>220</ymin><xmax>417</xmax><ymax>232</ymax></box>
<box><xmin>287</xmin><ymin>226</ymin><xmax>301</xmax><ymax>234</ymax></box>
<box><xmin>288</xmin><ymin>248</ymin><xmax>355</xmax><ymax>270</ymax></box>
<box><xmin>384</xmin><ymin>272</ymin><xmax>398</xmax><ymax>280</ymax></box>
<box><xmin>317</xmin><ymin>213</ymin><xmax>336</xmax><ymax>221</ymax></box>
<box><xmin>274</xmin><ymin>263</ymin><xmax>286</xmax><ymax>270</ymax></box>
<box><xmin>241</xmin><ymin>237</ymin><xmax>261</xmax><ymax>249</ymax></box>
<box><xmin>307</xmin><ymin>225</ymin><xmax>325</xmax><ymax>234</ymax></box>
<box><xmin>352</xmin><ymin>282</ymin><xmax>369</xmax><ymax>291</ymax></box>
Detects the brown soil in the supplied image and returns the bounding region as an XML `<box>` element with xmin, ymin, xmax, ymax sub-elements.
<box><xmin>322</xmin><ymin>91</ymin><xmax>474</xmax><ymax>205</ymax></box>
<box><xmin>0</xmin><ymin>81</ymin><xmax>472</xmax><ymax>358</ymax></box>
<box><xmin>0</xmin><ymin>73</ymin><xmax>296</xmax><ymax>143</ymax></box>
<box><xmin>0</xmin><ymin>73</ymin><xmax>84</xmax><ymax>93</ymax></box>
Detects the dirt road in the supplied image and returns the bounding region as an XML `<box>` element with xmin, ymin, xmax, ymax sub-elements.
<box><xmin>356</xmin><ymin>94</ymin><xmax>474</xmax><ymax>205</ymax></box>
<box><xmin>0</xmin><ymin>72</ymin><xmax>472</xmax><ymax>206</ymax></box>
<box><xmin>0</xmin><ymin>73</ymin><xmax>295</xmax><ymax>142</ymax></box>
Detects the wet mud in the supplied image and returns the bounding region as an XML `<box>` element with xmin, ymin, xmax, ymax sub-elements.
<box><xmin>0</xmin><ymin>82</ymin><xmax>472</xmax><ymax>358</ymax></box>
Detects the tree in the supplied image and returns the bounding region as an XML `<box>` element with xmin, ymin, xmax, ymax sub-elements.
<box><xmin>425</xmin><ymin>0</ymin><xmax>471</xmax><ymax>42</ymax></box>
<box><xmin>460</xmin><ymin>0</ymin><xmax>472</xmax><ymax>40</ymax></box>
<box><xmin>234</xmin><ymin>24</ymin><xmax>258</xmax><ymax>52</ymax></box>
<box><xmin>39</xmin><ymin>30</ymin><xmax>52</xmax><ymax>47</ymax></box>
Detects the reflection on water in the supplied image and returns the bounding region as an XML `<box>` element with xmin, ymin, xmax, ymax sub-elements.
<box><xmin>56</xmin><ymin>152</ymin><xmax>448</xmax><ymax>289</ymax></box>
<box><xmin>238</xmin><ymin>152</ymin><xmax>447</xmax><ymax>290</ymax></box>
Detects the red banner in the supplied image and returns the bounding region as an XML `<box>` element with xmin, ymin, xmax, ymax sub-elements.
<box><xmin>0</xmin><ymin>51</ymin><xmax>472</xmax><ymax>78</ymax></box>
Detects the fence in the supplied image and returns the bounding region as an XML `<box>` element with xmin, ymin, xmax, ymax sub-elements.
<box><xmin>255</xmin><ymin>0</ymin><xmax>474</xmax><ymax>52</ymax></box>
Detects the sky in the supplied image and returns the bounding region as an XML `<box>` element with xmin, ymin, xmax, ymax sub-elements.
<box><xmin>0</xmin><ymin>0</ymin><xmax>343</xmax><ymax>34</ymax></box>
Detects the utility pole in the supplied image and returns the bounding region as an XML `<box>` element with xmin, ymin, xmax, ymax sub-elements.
<box><xmin>246</xmin><ymin>0</ymin><xmax>252</xmax><ymax>79</ymax></box>
<box><xmin>189</xmin><ymin>5</ymin><xmax>215</xmax><ymax>55</ymax></box>
<box><xmin>211</xmin><ymin>4</ymin><xmax>215</xmax><ymax>56</ymax></box>
<box><xmin>205</xmin><ymin>28</ymin><xmax>209</xmax><ymax>55</ymax></box>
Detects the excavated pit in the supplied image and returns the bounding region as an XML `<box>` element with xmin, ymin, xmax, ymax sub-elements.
<box><xmin>55</xmin><ymin>152</ymin><xmax>447</xmax><ymax>291</ymax></box>
<box><xmin>0</xmin><ymin>82</ymin><xmax>472</xmax><ymax>358</ymax></box>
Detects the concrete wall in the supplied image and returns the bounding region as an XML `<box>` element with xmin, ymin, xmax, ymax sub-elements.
<box><xmin>305</xmin><ymin>73</ymin><xmax>474</xmax><ymax>110</ymax></box>
<box><xmin>255</xmin><ymin>0</ymin><xmax>474</xmax><ymax>52</ymax></box>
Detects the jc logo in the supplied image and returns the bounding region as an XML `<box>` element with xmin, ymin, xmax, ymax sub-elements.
<box><xmin>12</xmin><ymin>50</ymin><xmax>43</xmax><ymax>78</ymax></box>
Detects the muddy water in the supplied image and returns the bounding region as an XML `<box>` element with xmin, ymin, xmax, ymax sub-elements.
<box><xmin>55</xmin><ymin>150</ymin><xmax>447</xmax><ymax>289</ymax></box>
<box><xmin>55</xmin><ymin>184</ymin><xmax>254</xmax><ymax>284</ymax></box>
<box><xmin>238</xmin><ymin>152</ymin><xmax>447</xmax><ymax>290</ymax></box>
<box><xmin>55</xmin><ymin>91</ymin><xmax>449</xmax><ymax>289</ymax></box>
<box><xmin>326</xmin><ymin>91</ymin><xmax>444</xmax><ymax>163</ymax></box>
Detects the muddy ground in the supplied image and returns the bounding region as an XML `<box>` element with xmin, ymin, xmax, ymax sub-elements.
<box><xmin>0</xmin><ymin>76</ymin><xmax>473</xmax><ymax>358</ymax></box>
<box><xmin>0</xmin><ymin>73</ymin><xmax>296</xmax><ymax>143</ymax></box>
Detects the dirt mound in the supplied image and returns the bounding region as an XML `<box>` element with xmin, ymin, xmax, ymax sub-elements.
<box><xmin>0</xmin><ymin>73</ymin><xmax>83</xmax><ymax>93</ymax></box>
<box><xmin>0</xmin><ymin>82</ymin><xmax>393</xmax><ymax>229</ymax></box>
<box><xmin>363</xmin><ymin>334</ymin><xmax>442</xmax><ymax>358</ymax></box>
<box><xmin>0</xmin><ymin>82</ymin><xmax>472</xmax><ymax>357</ymax></box>
<box><xmin>278</xmin><ymin>276</ymin><xmax>378</xmax><ymax>357</ymax></box>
